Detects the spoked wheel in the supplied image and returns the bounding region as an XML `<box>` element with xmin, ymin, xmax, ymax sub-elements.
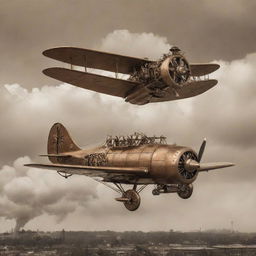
<box><xmin>123</xmin><ymin>189</ymin><xmax>141</xmax><ymax>211</ymax></box>
<box><xmin>177</xmin><ymin>184</ymin><xmax>193</xmax><ymax>199</ymax></box>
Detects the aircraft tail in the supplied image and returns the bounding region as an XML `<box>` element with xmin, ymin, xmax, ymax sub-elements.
<box><xmin>47</xmin><ymin>123</ymin><xmax>81</xmax><ymax>163</ymax></box>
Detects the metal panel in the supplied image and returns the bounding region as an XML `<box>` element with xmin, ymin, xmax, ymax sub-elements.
<box><xmin>125</xmin><ymin>152</ymin><xmax>140</xmax><ymax>167</ymax></box>
<box><xmin>43</xmin><ymin>67</ymin><xmax>138</xmax><ymax>98</ymax></box>
<box><xmin>139</xmin><ymin>145</ymin><xmax>157</xmax><ymax>169</ymax></box>
<box><xmin>43</xmin><ymin>47</ymin><xmax>152</xmax><ymax>74</ymax></box>
<box><xmin>111</xmin><ymin>150</ymin><xmax>127</xmax><ymax>167</ymax></box>
<box><xmin>190</xmin><ymin>64</ymin><xmax>220</xmax><ymax>76</ymax></box>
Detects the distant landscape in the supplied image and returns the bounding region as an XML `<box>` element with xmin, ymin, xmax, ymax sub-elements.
<box><xmin>1</xmin><ymin>230</ymin><xmax>256</xmax><ymax>255</ymax></box>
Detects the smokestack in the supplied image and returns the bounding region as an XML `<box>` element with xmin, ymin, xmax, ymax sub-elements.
<box><xmin>14</xmin><ymin>216</ymin><xmax>30</xmax><ymax>234</ymax></box>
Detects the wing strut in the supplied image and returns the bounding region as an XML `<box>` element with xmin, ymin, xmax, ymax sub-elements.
<box><xmin>93</xmin><ymin>178</ymin><xmax>121</xmax><ymax>194</ymax></box>
<box><xmin>57</xmin><ymin>171</ymin><xmax>72</xmax><ymax>179</ymax></box>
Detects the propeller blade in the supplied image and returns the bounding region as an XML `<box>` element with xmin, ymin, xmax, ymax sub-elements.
<box><xmin>199</xmin><ymin>162</ymin><xmax>235</xmax><ymax>172</ymax></box>
<box><xmin>184</xmin><ymin>159</ymin><xmax>234</xmax><ymax>173</ymax></box>
<box><xmin>198</xmin><ymin>138</ymin><xmax>206</xmax><ymax>162</ymax></box>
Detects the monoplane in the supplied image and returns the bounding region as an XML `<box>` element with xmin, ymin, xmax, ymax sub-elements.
<box><xmin>25</xmin><ymin>123</ymin><xmax>234</xmax><ymax>211</ymax></box>
<box><xmin>42</xmin><ymin>46</ymin><xmax>220</xmax><ymax>105</ymax></box>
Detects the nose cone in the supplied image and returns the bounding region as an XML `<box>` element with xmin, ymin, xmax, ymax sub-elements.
<box><xmin>185</xmin><ymin>159</ymin><xmax>200</xmax><ymax>172</ymax></box>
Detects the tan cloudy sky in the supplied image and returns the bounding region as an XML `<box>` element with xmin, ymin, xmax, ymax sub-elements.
<box><xmin>0</xmin><ymin>0</ymin><xmax>255</xmax><ymax>232</ymax></box>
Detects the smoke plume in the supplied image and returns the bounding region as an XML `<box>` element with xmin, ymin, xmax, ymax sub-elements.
<box><xmin>0</xmin><ymin>157</ymin><xmax>98</xmax><ymax>232</ymax></box>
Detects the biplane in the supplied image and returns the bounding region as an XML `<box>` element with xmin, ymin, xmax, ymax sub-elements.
<box><xmin>42</xmin><ymin>46</ymin><xmax>220</xmax><ymax>105</ymax></box>
<box><xmin>25</xmin><ymin>123</ymin><xmax>234</xmax><ymax>211</ymax></box>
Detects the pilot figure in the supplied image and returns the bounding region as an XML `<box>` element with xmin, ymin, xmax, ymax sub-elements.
<box><xmin>170</xmin><ymin>46</ymin><xmax>181</xmax><ymax>55</ymax></box>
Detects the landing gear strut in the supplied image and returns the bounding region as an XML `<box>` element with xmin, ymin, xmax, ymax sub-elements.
<box><xmin>152</xmin><ymin>184</ymin><xmax>193</xmax><ymax>199</ymax></box>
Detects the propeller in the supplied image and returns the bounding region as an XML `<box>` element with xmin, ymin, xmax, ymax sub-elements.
<box><xmin>198</xmin><ymin>138</ymin><xmax>206</xmax><ymax>162</ymax></box>
<box><xmin>178</xmin><ymin>151</ymin><xmax>198</xmax><ymax>179</ymax></box>
<box><xmin>168</xmin><ymin>56</ymin><xmax>190</xmax><ymax>84</ymax></box>
<box><xmin>178</xmin><ymin>139</ymin><xmax>234</xmax><ymax>179</ymax></box>
<box><xmin>183</xmin><ymin>138</ymin><xmax>235</xmax><ymax>175</ymax></box>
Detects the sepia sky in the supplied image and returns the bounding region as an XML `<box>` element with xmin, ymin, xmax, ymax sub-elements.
<box><xmin>0</xmin><ymin>0</ymin><xmax>256</xmax><ymax>232</ymax></box>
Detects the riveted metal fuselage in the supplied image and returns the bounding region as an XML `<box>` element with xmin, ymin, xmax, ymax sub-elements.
<box><xmin>63</xmin><ymin>144</ymin><xmax>198</xmax><ymax>185</ymax></box>
<box><xmin>105</xmin><ymin>144</ymin><xmax>198</xmax><ymax>184</ymax></box>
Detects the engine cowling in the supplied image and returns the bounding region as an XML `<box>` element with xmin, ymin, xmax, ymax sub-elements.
<box><xmin>149</xmin><ymin>146</ymin><xmax>199</xmax><ymax>185</ymax></box>
<box><xmin>160</xmin><ymin>54</ymin><xmax>191</xmax><ymax>89</ymax></box>
<box><xmin>177</xmin><ymin>151</ymin><xmax>198</xmax><ymax>181</ymax></box>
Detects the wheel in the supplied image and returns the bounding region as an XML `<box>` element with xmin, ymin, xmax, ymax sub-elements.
<box><xmin>123</xmin><ymin>189</ymin><xmax>141</xmax><ymax>211</ymax></box>
<box><xmin>177</xmin><ymin>184</ymin><xmax>193</xmax><ymax>199</ymax></box>
<box><xmin>152</xmin><ymin>189</ymin><xmax>160</xmax><ymax>196</ymax></box>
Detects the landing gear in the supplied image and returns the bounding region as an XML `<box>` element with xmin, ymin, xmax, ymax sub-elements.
<box><xmin>152</xmin><ymin>184</ymin><xmax>193</xmax><ymax>199</ymax></box>
<box><xmin>122</xmin><ymin>189</ymin><xmax>141</xmax><ymax>211</ymax></box>
<box><xmin>114</xmin><ymin>184</ymin><xmax>147</xmax><ymax>211</ymax></box>
<box><xmin>152</xmin><ymin>184</ymin><xmax>180</xmax><ymax>195</ymax></box>
<box><xmin>152</xmin><ymin>188</ymin><xmax>160</xmax><ymax>195</ymax></box>
<box><xmin>177</xmin><ymin>184</ymin><xmax>193</xmax><ymax>199</ymax></box>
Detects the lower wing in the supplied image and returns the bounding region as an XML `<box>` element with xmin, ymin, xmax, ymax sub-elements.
<box><xmin>43</xmin><ymin>67</ymin><xmax>139</xmax><ymax>98</ymax></box>
<box><xmin>150</xmin><ymin>79</ymin><xmax>218</xmax><ymax>103</ymax></box>
<box><xmin>25</xmin><ymin>163</ymin><xmax>148</xmax><ymax>183</ymax></box>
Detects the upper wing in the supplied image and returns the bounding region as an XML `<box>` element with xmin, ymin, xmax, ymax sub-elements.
<box><xmin>43</xmin><ymin>67</ymin><xmax>139</xmax><ymax>98</ymax></box>
<box><xmin>190</xmin><ymin>64</ymin><xmax>220</xmax><ymax>76</ymax></box>
<box><xmin>43</xmin><ymin>47</ymin><xmax>152</xmax><ymax>74</ymax></box>
<box><xmin>150</xmin><ymin>79</ymin><xmax>218</xmax><ymax>103</ymax></box>
<box><xmin>25</xmin><ymin>163</ymin><xmax>148</xmax><ymax>182</ymax></box>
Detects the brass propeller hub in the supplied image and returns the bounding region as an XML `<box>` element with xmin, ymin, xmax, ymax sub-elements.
<box><xmin>184</xmin><ymin>159</ymin><xmax>200</xmax><ymax>172</ymax></box>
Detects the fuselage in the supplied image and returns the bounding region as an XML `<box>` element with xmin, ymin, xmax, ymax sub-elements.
<box><xmin>57</xmin><ymin>144</ymin><xmax>198</xmax><ymax>185</ymax></box>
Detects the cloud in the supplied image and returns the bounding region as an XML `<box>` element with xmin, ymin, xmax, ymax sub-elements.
<box><xmin>99</xmin><ymin>29</ymin><xmax>171</xmax><ymax>60</ymax></box>
<box><xmin>190</xmin><ymin>53</ymin><xmax>256</xmax><ymax>148</ymax></box>
<box><xmin>0</xmin><ymin>30</ymin><xmax>255</xmax><ymax>232</ymax></box>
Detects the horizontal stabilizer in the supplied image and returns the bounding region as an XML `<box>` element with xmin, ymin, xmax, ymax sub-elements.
<box><xmin>43</xmin><ymin>67</ymin><xmax>139</xmax><ymax>98</ymax></box>
<box><xmin>39</xmin><ymin>154</ymin><xmax>71</xmax><ymax>158</ymax></box>
<box><xmin>199</xmin><ymin>162</ymin><xmax>235</xmax><ymax>172</ymax></box>
<box><xmin>25</xmin><ymin>163</ymin><xmax>148</xmax><ymax>178</ymax></box>
<box><xmin>43</xmin><ymin>47</ymin><xmax>151</xmax><ymax>74</ymax></box>
<box><xmin>190</xmin><ymin>64</ymin><xmax>220</xmax><ymax>76</ymax></box>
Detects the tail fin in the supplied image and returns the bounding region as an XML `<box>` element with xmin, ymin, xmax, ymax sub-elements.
<box><xmin>47</xmin><ymin>123</ymin><xmax>81</xmax><ymax>163</ymax></box>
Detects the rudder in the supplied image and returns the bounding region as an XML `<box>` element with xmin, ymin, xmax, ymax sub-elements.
<box><xmin>47</xmin><ymin>123</ymin><xmax>81</xmax><ymax>163</ymax></box>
